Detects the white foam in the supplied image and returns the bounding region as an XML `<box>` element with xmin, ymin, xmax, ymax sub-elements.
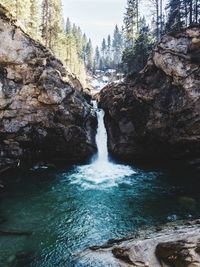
<box><xmin>68</xmin><ymin>103</ymin><xmax>135</xmax><ymax>189</ymax></box>
<box><xmin>68</xmin><ymin>161</ymin><xmax>135</xmax><ymax>189</ymax></box>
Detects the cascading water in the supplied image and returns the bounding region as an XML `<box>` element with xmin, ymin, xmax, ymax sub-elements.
<box><xmin>95</xmin><ymin>108</ymin><xmax>108</xmax><ymax>162</ymax></box>
<box><xmin>68</xmin><ymin>101</ymin><xmax>135</xmax><ymax>188</ymax></box>
<box><xmin>93</xmin><ymin>100</ymin><xmax>109</xmax><ymax>163</ymax></box>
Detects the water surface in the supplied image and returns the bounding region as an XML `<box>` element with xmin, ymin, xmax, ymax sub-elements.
<box><xmin>1</xmin><ymin>161</ymin><xmax>200</xmax><ymax>267</ymax></box>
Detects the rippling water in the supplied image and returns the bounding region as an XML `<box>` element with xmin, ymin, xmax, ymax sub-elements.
<box><xmin>0</xmin><ymin>163</ymin><xmax>200</xmax><ymax>267</ymax></box>
<box><xmin>0</xmin><ymin>106</ymin><xmax>200</xmax><ymax>266</ymax></box>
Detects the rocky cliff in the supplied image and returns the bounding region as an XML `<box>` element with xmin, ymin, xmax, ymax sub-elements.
<box><xmin>78</xmin><ymin>221</ymin><xmax>200</xmax><ymax>267</ymax></box>
<box><xmin>100</xmin><ymin>27</ymin><xmax>200</xmax><ymax>162</ymax></box>
<box><xmin>0</xmin><ymin>5</ymin><xmax>96</xmax><ymax>169</ymax></box>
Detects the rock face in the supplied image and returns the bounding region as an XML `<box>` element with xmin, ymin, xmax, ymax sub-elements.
<box><xmin>78</xmin><ymin>221</ymin><xmax>200</xmax><ymax>267</ymax></box>
<box><xmin>100</xmin><ymin>27</ymin><xmax>200</xmax><ymax>161</ymax></box>
<box><xmin>0</xmin><ymin>5</ymin><xmax>96</xmax><ymax>168</ymax></box>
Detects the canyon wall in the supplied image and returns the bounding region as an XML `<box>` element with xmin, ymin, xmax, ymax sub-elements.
<box><xmin>100</xmin><ymin>27</ymin><xmax>200</xmax><ymax>162</ymax></box>
<box><xmin>0</xmin><ymin>5</ymin><xmax>96</xmax><ymax>169</ymax></box>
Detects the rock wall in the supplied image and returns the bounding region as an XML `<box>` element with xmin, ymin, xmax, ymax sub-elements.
<box><xmin>100</xmin><ymin>27</ymin><xmax>200</xmax><ymax>162</ymax></box>
<box><xmin>0</xmin><ymin>5</ymin><xmax>97</xmax><ymax>168</ymax></box>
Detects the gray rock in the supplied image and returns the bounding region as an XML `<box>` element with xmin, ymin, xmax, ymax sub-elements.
<box><xmin>78</xmin><ymin>222</ymin><xmax>200</xmax><ymax>267</ymax></box>
<box><xmin>100</xmin><ymin>27</ymin><xmax>200</xmax><ymax>161</ymax></box>
<box><xmin>0</xmin><ymin>4</ymin><xmax>97</xmax><ymax>168</ymax></box>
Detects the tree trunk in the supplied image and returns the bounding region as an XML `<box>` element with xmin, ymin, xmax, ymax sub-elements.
<box><xmin>45</xmin><ymin>0</ymin><xmax>49</xmax><ymax>47</ymax></box>
<box><xmin>189</xmin><ymin>0</ymin><xmax>193</xmax><ymax>25</ymax></box>
<box><xmin>195</xmin><ymin>0</ymin><xmax>198</xmax><ymax>23</ymax></box>
<box><xmin>160</xmin><ymin>0</ymin><xmax>163</xmax><ymax>35</ymax></box>
<box><xmin>136</xmin><ymin>0</ymin><xmax>139</xmax><ymax>33</ymax></box>
<box><xmin>156</xmin><ymin>0</ymin><xmax>159</xmax><ymax>41</ymax></box>
<box><xmin>177</xmin><ymin>0</ymin><xmax>181</xmax><ymax>30</ymax></box>
<box><xmin>184</xmin><ymin>0</ymin><xmax>188</xmax><ymax>27</ymax></box>
<box><xmin>15</xmin><ymin>0</ymin><xmax>19</xmax><ymax>19</ymax></box>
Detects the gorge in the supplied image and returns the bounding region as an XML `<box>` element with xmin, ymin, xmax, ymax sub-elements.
<box><xmin>0</xmin><ymin>3</ymin><xmax>200</xmax><ymax>267</ymax></box>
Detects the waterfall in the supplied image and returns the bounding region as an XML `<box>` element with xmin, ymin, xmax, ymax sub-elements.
<box><xmin>68</xmin><ymin>100</ymin><xmax>135</xmax><ymax>189</ymax></box>
<box><xmin>92</xmin><ymin>100</ymin><xmax>109</xmax><ymax>163</ymax></box>
<box><xmin>95</xmin><ymin>108</ymin><xmax>108</xmax><ymax>162</ymax></box>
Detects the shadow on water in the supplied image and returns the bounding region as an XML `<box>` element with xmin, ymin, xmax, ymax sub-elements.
<box><xmin>132</xmin><ymin>159</ymin><xmax>200</xmax><ymax>195</ymax></box>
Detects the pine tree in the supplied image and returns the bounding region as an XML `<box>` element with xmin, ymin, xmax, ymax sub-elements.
<box><xmin>150</xmin><ymin>0</ymin><xmax>160</xmax><ymax>41</ymax></box>
<box><xmin>149</xmin><ymin>0</ymin><xmax>166</xmax><ymax>41</ymax></box>
<box><xmin>17</xmin><ymin>0</ymin><xmax>31</xmax><ymax>25</ymax></box>
<box><xmin>1</xmin><ymin>0</ymin><xmax>88</xmax><ymax>85</ymax></box>
<box><xmin>63</xmin><ymin>19</ymin><xmax>88</xmax><ymax>83</ymax></box>
<box><xmin>166</xmin><ymin>0</ymin><xmax>185</xmax><ymax>31</ymax></box>
<box><xmin>85</xmin><ymin>39</ymin><xmax>93</xmax><ymax>71</ymax></box>
<box><xmin>112</xmin><ymin>25</ymin><xmax>123</xmax><ymax>67</ymax></box>
<box><xmin>107</xmin><ymin>35</ymin><xmax>111</xmax><ymax>51</ymax></box>
<box><xmin>122</xmin><ymin>18</ymin><xmax>153</xmax><ymax>74</ymax></box>
<box><xmin>82</xmin><ymin>33</ymin><xmax>88</xmax><ymax>64</ymax></box>
<box><xmin>1</xmin><ymin>0</ymin><xmax>13</xmax><ymax>13</ymax></box>
<box><xmin>1</xmin><ymin>0</ymin><xmax>31</xmax><ymax>28</ymax></box>
<box><xmin>100</xmin><ymin>38</ymin><xmax>106</xmax><ymax>70</ymax></box>
<box><xmin>1</xmin><ymin>0</ymin><xmax>41</xmax><ymax>40</ymax></box>
<box><xmin>65</xmin><ymin>18</ymin><xmax>72</xmax><ymax>34</ymax></box>
<box><xmin>166</xmin><ymin>0</ymin><xmax>200</xmax><ymax>31</ymax></box>
<box><xmin>93</xmin><ymin>46</ymin><xmax>100</xmax><ymax>73</ymax></box>
<box><xmin>124</xmin><ymin>0</ymin><xmax>139</xmax><ymax>47</ymax></box>
<box><xmin>41</xmin><ymin>0</ymin><xmax>64</xmax><ymax>54</ymax></box>
<box><xmin>106</xmin><ymin>35</ymin><xmax>112</xmax><ymax>68</ymax></box>
<box><xmin>28</xmin><ymin>0</ymin><xmax>41</xmax><ymax>39</ymax></box>
<box><xmin>101</xmin><ymin>38</ymin><xmax>107</xmax><ymax>58</ymax></box>
<box><xmin>194</xmin><ymin>0</ymin><xmax>200</xmax><ymax>23</ymax></box>
<box><xmin>94</xmin><ymin>25</ymin><xmax>125</xmax><ymax>72</ymax></box>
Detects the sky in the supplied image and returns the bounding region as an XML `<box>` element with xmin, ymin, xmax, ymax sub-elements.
<box><xmin>62</xmin><ymin>0</ymin><xmax>168</xmax><ymax>47</ymax></box>
<box><xmin>62</xmin><ymin>0</ymin><xmax>126</xmax><ymax>46</ymax></box>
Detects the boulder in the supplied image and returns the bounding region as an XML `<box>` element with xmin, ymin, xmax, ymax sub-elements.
<box><xmin>0</xmin><ymin>4</ymin><xmax>97</xmax><ymax>169</ymax></box>
<box><xmin>78</xmin><ymin>221</ymin><xmax>200</xmax><ymax>267</ymax></box>
<box><xmin>100</xmin><ymin>27</ymin><xmax>200</xmax><ymax>161</ymax></box>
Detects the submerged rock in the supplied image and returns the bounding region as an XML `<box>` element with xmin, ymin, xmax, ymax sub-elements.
<box><xmin>0</xmin><ymin>4</ymin><xmax>97</xmax><ymax>168</ymax></box>
<box><xmin>100</xmin><ymin>27</ymin><xmax>200</xmax><ymax>161</ymax></box>
<box><xmin>78</xmin><ymin>221</ymin><xmax>200</xmax><ymax>267</ymax></box>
